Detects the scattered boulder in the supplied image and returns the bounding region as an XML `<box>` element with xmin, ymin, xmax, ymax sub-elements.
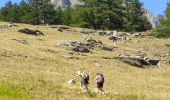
<box><xmin>84</xmin><ymin>38</ymin><xmax>113</xmax><ymax>51</ymax></box>
<box><xmin>72</xmin><ymin>45</ymin><xmax>90</xmax><ymax>53</ymax></box>
<box><xmin>95</xmin><ymin>63</ymin><xmax>101</xmax><ymax>67</ymax></box>
<box><xmin>122</xmin><ymin>36</ymin><xmax>130</xmax><ymax>43</ymax></box>
<box><xmin>96</xmin><ymin>31</ymin><xmax>107</xmax><ymax>36</ymax></box>
<box><xmin>57</xmin><ymin>38</ymin><xmax>113</xmax><ymax>53</ymax></box>
<box><xmin>51</xmin><ymin>25</ymin><xmax>70</xmax><ymax>29</ymax></box>
<box><xmin>50</xmin><ymin>25</ymin><xmax>70</xmax><ymax>32</ymax></box>
<box><xmin>8</xmin><ymin>23</ymin><xmax>19</xmax><ymax>27</ymax></box>
<box><xmin>132</xmin><ymin>32</ymin><xmax>147</xmax><ymax>38</ymax></box>
<box><xmin>132</xmin><ymin>33</ymin><xmax>141</xmax><ymax>37</ymax></box>
<box><xmin>108</xmin><ymin>36</ymin><xmax>118</xmax><ymax>41</ymax></box>
<box><xmin>58</xmin><ymin>27</ymin><xmax>63</xmax><ymax>32</ymax></box>
<box><xmin>67</xmin><ymin>79</ymin><xmax>76</xmax><ymax>85</ymax></box>
<box><xmin>57</xmin><ymin>25</ymin><xmax>70</xmax><ymax>30</ymax></box>
<box><xmin>105</xmin><ymin>30</ymin><xmax>118</xmax><ymax>36</ymax></box>
<box><xmin>108</xmin><ymin>32</ymin><xmax>130</xmax><ymax>43</ymax></box>
<box><xmin>80</xmin><ymin>29</ymin><xmax>96</xmax><ymax>34</ymax></box>
<box><xmin>57</xmin><ymin>40</ymin><xmax>90</xmax><ymax>53</ymax></box>
<box><xmin>111</xmin><ymin>30</ymin><xmax>118</xmax><ymax>36</ymax></box>
<box><xmin>115</xmin><ymin>54</ymin><xmax>160</xmax><ymax>68</ymax></box>
<box><xmin>18</xmin><ymin>28</ymin><xmax>44</xmax><ymax>36</ymax></box>
<box><xmin>57</xmin><ymin>40</ymin><xmax>74</xmax><ymax>47</ymax></box>
<box><xmin>118</xmin><ymin>32</ymin><xmax>130</xmax><ymax>37</ymax></box>
<box><xmin>100</xmin><ymin>45</ymin><xmax>113</xmax><ymax>51</ymax></box>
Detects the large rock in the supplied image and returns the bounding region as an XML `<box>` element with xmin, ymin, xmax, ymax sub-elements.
<box><xmin>84</xmin><ymin>38</ymin><xmax>113</xmax><ymax>51</ymax></box>
<box><xmin>50</xmin><ymin>25</ymin><xmax>70</xmax><ymax>32</ymax></box>
<box><xmin>18</xmin><ymin>28</ymin><xmax>44</xmax><ymax>36</ymax></box>
<box><xmin>116</xmin><ymin>54</ymin><xmax>160</xmax><ymax>68</ymax></box>
<box><xmin>72</xmin><ymin>45</ymin><xmax>90</xmax><ymax>53</ymax></box>
<box><xmin>57</xmin><ymin>40</ymin><xmax>90</xmax><ymax>53</ymax></box>
<box><xmin>80</xmin><ymin>29</ymin><xmax>96</xmax><ymax>34</ymax></box>
<box><xmin>96</xmin><ymin>31</ymin><xmax>108</xmax><ymax>36</ymax></box>
<box><xmin>51</xmin><ymin>0</ymin><xmax>82</xmax><ymax>8</ymax></box>
<box><xmin>57</xmin><ymin>38</ymin><xmax>113</xmax><ymax>53</ymax></box>
<box><xmin>108</xmin><ymin>32</ymin><xmax>130</xmax><ymax>43</ymax></box>
<box><xmin>108</xmin><ymin>36</ymin><xmax>118</xmax><ymax>41</ymax></box>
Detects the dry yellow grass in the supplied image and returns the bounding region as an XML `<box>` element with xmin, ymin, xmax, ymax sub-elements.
<box><xmin>0</xmin><ymin>22</ymin><xmax>170</xmax><ymax>100</ymax></box>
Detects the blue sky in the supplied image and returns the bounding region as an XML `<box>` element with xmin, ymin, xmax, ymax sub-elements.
<box><xmin>140</xmin><ymin>0</ymin><xmax>167</xmax><ymax>15</ymax></box>
<box><xmin>0</xmin><ymin>0</ymin><xmax>168</xmax><ymax>16</ymax></box>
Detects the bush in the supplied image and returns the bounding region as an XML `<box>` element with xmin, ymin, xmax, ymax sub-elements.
<box><xmin>154</xmin><ymin>3</ymin><xmax>170</xmax><ymax>38</ymax></box>
<box><xmin>154</xmin><ymin>28</ymin><xmax>170</xmax><ymax>38</ymax></box>
<box><xmin>85</xmin><ymin>90</ymin><xmax>97</xmax><ymax>98</ymax></box>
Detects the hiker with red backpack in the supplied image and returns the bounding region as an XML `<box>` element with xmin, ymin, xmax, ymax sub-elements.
<box><xmin>95</xmin><ymin>73</ymin><xmax>105</xmax><ymax>95</ymax></box>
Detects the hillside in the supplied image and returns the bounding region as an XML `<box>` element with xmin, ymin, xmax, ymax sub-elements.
<box><xmin>0</xmin><ymin>23</ymin><xmax>170</xmax><ymax>100</ymax></box>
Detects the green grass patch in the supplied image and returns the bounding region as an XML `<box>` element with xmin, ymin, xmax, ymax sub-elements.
<box><xmin>0</xmin><ymin>84</ymin><xmax>31</xmax><ymax>100</ymax></box>
<box><xmin>85</xmin><ymin>90</ymin><xmax>97</xmax><ymax>98</ymax></box>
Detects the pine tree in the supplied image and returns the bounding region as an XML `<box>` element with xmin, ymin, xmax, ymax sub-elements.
<box><xmin>124</xmin><ymin>0</ymin><xmax>151</xmax><ymax>32</ymax></box>
<box><xmin>0</xmin><ymin>1</ymin><xmax>13</xmax><ymax>21</ymax></box>
<box><xmin>63</xmin><ymin>6</ymin><xmax>72</xmax><ymax>25</ymax></box>
<box><xmin>18</xmin><ymin>0</ymin><xmax>32</xmax><ymax>23</ymax></box>
<box><xmin>71</xmin><ymin>0</ymin><xmax>125</xmax><ymax>30</ymax></box>
<box><xmin>30</xmin><ymin>0</ymin><xmax>59</xmax><ymax>25</ymax></box>
<box><xmin>56</xmin><ymin>7</ymin><xmax>63</xmax><ymax>24</ymax></box>
<box><xmin>30</xmin><ymin>0</ymin><xmax>41</xmax><ymax>24</ymax></box>
<box><xmin>0</xmin><ymin>0</ymin><xmax>152</xmax><ymax>32</ymax></box>
<box><xmin>8</xmin><ymin>3</ymin><xmax>20</xmax><ymax>22</ymax></box>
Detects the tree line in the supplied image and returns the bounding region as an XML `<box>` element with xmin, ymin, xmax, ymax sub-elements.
<box><xmin>0</xmin><ymin>0</ymin><xmax>152</xmax><ymax>32</ymax></box>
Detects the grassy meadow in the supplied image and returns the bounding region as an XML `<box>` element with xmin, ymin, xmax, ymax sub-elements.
<box><xmin>0</xmin><ymin>22</ymin><xmax>170</xmax><ymax>100</ymax></box>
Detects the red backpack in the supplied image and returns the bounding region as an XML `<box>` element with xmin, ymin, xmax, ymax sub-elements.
<box><xmin>96</xmin><ymin>73</ymin><xmax>104</xmax><ymax>84</ymax></box>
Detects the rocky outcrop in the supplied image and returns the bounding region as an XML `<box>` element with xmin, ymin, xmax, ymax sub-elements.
<box><xmin>143</xmin><ymin>7</ymin><xmax>164</xmax><ymax>28</ymax></box>
<box><xmin>57</xmin><ymin>38</ymin><xmax>113</xmax><ymax>53</ymax></box>
<box><xmin>18</xmin><ymin>28</ymin><xmax>44</xmax><ymax>36</ymax></box>
<box><xmin>51</xmin><ymin>0</ymin><xmax>82</xmax><ymax>8</ymax></box>
<box><xmin>115</xmin><ymin>54</ymin><xmax>161</xmax><ymax>68</ymax></box>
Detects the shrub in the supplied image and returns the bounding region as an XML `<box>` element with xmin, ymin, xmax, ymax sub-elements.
<box><xmin>85</xmin><ymin>90</ymin><xmax>97</xmax><ymax>98</ymax></box>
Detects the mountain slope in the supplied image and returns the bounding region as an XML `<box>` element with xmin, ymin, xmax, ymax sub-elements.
<box><xmin>0</xmin><ymin>23</ymin><xmax>169</xmax><ymax>99</ymax></box>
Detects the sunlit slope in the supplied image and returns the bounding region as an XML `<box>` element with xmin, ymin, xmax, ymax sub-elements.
<box><xmin>0</xmin><ymin>23</ymin><xmax>169</xmax><ymax>100</ymax></box>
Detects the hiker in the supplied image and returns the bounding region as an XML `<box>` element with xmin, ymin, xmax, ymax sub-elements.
<box><xmin>95</xmin><ymin>73</ymin><xmax>105</xmax><ymax>95</ymax></box>
<box><xmin>76</xmin><ymin>71</ymin><xmax>89</xmax><ymax>92</ymax></box>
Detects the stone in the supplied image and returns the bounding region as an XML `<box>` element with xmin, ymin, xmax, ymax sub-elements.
<box><xmin>96</xmin><ymin>31</ymin><xmax>107</xmax><ymax>36</ymax></box>
<box><xmin>67</xmin><ymin>79</ymin><xmax>76</xmax><ymax>85</ymax></box>
<box><xmin>57</xmin><ymin>38</ymin><xmax>113</xmax><ymax>53</ymax></box>
<box><xmin>58</xmin><ymin>28</ymin><xmax>63</xmax><ymax>32</ymax></box>
<box><xmin>95</xmin><ymin>63</ymin><xmax>101</xmax><ymax>67</ymax></box>
<box><xmin>58</xmin><ymin>25</ymin><xmax>70</xmax><ymax>30</ymax></box>
<box><xmin>115</xmin><ymin>54</ymin><xmax>161</xmax><ymax>68</ymax></box>
<box><xmin>18</xmin><ymin>28</ymin><xmax>44</xmax><ymax>36</ymax></box>
<box><xmin>108</xmin><ymin>36</ymin><xmax>118</xmax><ymax>41</ymax></box>
<box><xmin>72</xmin><ymin>45</ymin><xmax>90</xmax><ymax>53</ymax></box>
<box><xmin>57</xmin><ymin>40</ymin><xmax>72</xmax><ymax>46</ymax></box>
<box><xmin>80</xmin><ymin>29</ymin><xmax>96</xmax><ymax>34</ymax></box>
<box><xmin>132</xmin><ymin>33</ymin><xmax>141</xmax><ymax>37</ymax></box>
